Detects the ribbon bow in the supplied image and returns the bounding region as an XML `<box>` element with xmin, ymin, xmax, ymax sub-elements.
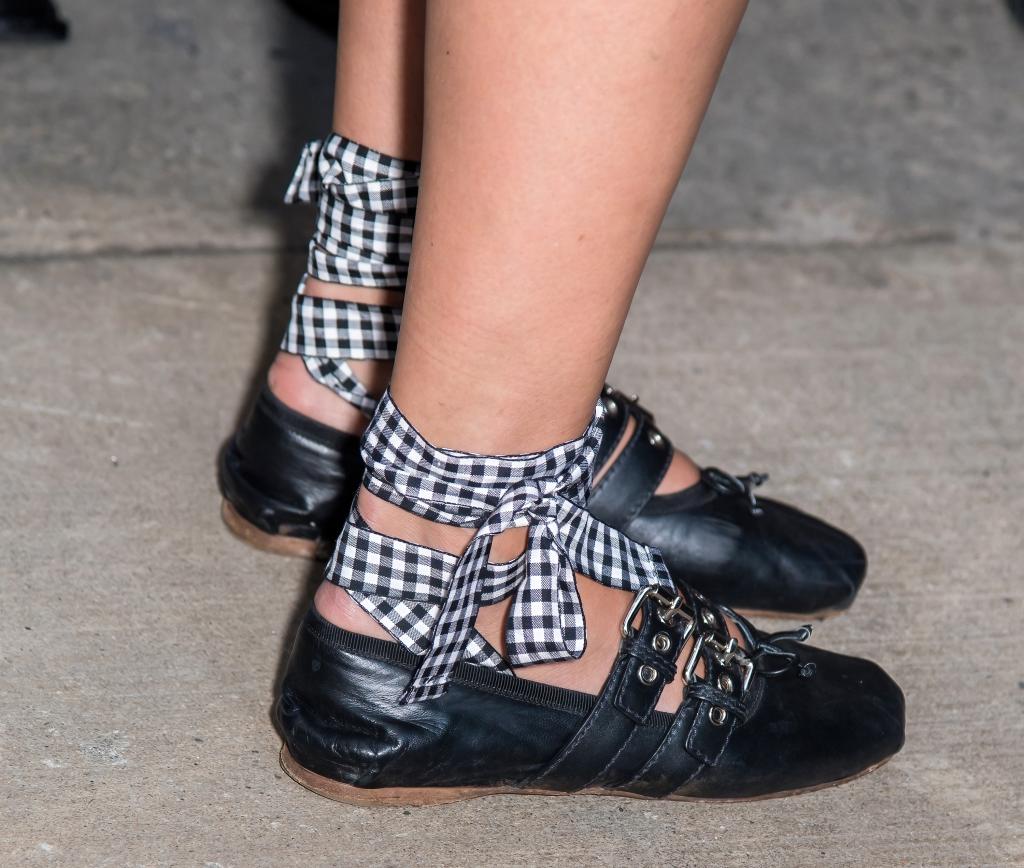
<box><xmin>358</xmin><ymin>391</ymin><xmax>670</xmax><ymax>703</ymax></box>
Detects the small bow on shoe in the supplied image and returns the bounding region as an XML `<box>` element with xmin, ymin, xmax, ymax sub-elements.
<box><xmin>702</xmin><ymin>466</ymin><xmax>769</xmax><ymax>515</ymax></box>
<box><xmin>355</xmin><ymin>391</ymin><xmax>672</xmax><ymax>704</ymax></box>
<box><xmin>401</xmin><ymin>426</ymin><xmax>671</xmax><ymax>703</ymax></box>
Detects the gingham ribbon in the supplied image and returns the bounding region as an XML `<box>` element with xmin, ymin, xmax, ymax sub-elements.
<box><xmin>283</xmin><ymin>289</ymin><xmax>402</xmax><ymax>360</ymax></box>
<box><xmin>281</xmin><ymin>134</ymin><xmax>415</xmax><ymax>412</ymax></box>
<box><xmin>281</xmin><ymin>277</ymin><xmax>402</xmax><ymax>414</ymax></box>
<box><xmin>284</xmin><ymin>135</ymin><xmax>419</xmax><ymax>288</ymax></box>
<box><xmin>329</xmin><ymin>390</ymin><xmax>672</xmax><ymax>703</ymax></box>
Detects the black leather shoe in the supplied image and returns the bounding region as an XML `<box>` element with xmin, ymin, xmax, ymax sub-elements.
<box><xmin>276</xmin><ymin>588</ymin><xmax>904</xmax><ymax>806</ymax></box>
<box><xmin>219</xmin><ymin>387</ymin><xmax>361</xmax><ymax>558</ymax></box>
<box><xmin>588</xmin><ymin>387</ymin><xmax>867</xmax><ymax>618</ymax></box>
<box><xmin>220</xmin><ymin>385</ymin><xmax>866</xmax><ymax>616</ymax></box>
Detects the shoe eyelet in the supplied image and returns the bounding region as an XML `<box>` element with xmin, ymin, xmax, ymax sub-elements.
<box><xmin>627</xmin><ymin>393</ymin><xmax>639</xmax><ymax>403</ymax></box>
<box><xmin>606</xmin><ymin>399</ymin><xmax>619</xmax><ymax>416</ymax></box>
<box><xmin>709</xmin><ymin>706</ymin><xmax>728</xmax><ymax>726</ymax></box>
<box><xmin>603</xmin><ymin>385</ymin><xmax>615</xmax><ymax>397</ymax></box>
<box><xmin>638</xmin><ymin>664</ymin><xmax>659</xmax><ymax>685</ymax></box>
<box><xmin>701</xmin><ymin>610</ymin><xmax>717</xmax><ymax>627</ymax></box>
<box><xmin>717</xmin><ymin>673</ymin><xmax>733</xmax><ymax>693</ymax></box>
<box><xmin>652</xmin><ymin>632</ymin><xmax>672</xmax><ymax>654</ymax></box>
<box><xmin>647</xmin><ymin>430</ymin><xmax>664</xmax><ymax>447</ymax></box>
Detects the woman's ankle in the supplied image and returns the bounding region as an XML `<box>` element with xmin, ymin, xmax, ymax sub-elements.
<box><xmin>267</xmin><ymin>352</ymin><xmax>386</xmax><ymax>434</ymax></box>
<box><xmin>331</xmin><ymin>488</ymin><xmax>686</xmax><ymax>712</ymax></box>
<box><xmin>314</xmin><ymin>581</ymin><xmax>394</xmax><ymax>641</ymax></box>
<box><xmin>356</xmin><ymin>486</ymin><xmax>533</xmax><ymax>562</ymax></box>
<box><xmin>269</xmin><ymin>277</ymin><xmax>402</xmax><ymax>433</ymax></box>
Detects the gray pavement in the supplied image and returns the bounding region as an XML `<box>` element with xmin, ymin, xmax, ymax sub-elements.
<box><xmin>2</xmin><ymin>1</ymin><xmax>1023</xmax><ymax>866</ymax></box>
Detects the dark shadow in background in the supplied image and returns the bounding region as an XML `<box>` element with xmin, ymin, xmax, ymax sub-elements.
<box><xmin>233</xmin><ymin>1</ymin><xmax>335</xmax><ymax>435</ymax></box>
<box><xmin>234</xmin><ymin>2</ymin><xmax>338</xmax><ymax>696</ymax></box>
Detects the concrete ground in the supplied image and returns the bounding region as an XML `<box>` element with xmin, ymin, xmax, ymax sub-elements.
<box><xmin>1</xmin><ymin>1</ymin><xmax>1022</xmax><ymax>866</ymax></box>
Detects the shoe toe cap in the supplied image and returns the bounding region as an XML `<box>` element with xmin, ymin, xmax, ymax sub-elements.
<box><xmin>761</xmin><ymin>499</ymin><xmax>869</xmax><ymax>612</ymax></box>
<box><xmin>692</xmin><ymin>644</ymin><xmax>904</xmax><ymax>799</ymax></box>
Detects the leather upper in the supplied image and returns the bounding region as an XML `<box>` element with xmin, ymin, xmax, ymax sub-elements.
<box><xmin>221</xmin><ymin>384</ymin><xmax>867</xmax><ymax>615</ymax></box>
<box><xmin>276</xmin><ymin>601</ymin><xmax>904</xmax><ymax>799</ymax></box>
<box><xmin>588</xmin><ymin>388</ymin><xmax>867</xmax><ymax>614</ymax></box>
<box><xmin>219</xmin><ymin>386</ymin><xmax>362</xmax><ymax>544</ymax></box>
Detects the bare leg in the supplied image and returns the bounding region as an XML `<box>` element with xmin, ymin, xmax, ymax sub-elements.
<box><xmin>271</xmin><ymin>0</ymin><xmax>700</xmax><ymax>492</ymax></box>
<box><xmin>318</xmin><ymin>0</ymin><xmax>749</xmax><ymax>708</ymax></box>
<box><xmin>269</xmin><ymin>0</ymin><xmax>424</xmax><ymax>434</ymax></box>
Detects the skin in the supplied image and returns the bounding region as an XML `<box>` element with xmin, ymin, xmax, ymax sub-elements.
<box><xmin>314</xmin><ymin>0</ymin><xmax>751</xmax><ymax>710</ymax></box>
<box><xmin>268</xmin><ymin>0</ymin><xmax>421</xmax><ymax>434</ymax></box>
<box><xmin>267</xmin><ymin>0</ymin><xmax>702</xmax><ymax>494</ymax></box>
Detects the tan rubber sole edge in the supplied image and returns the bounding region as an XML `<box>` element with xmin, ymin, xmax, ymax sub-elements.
<box><xmin>280</xmin><ymin>745</ymin><xmax>891</xmax><ymax>808</ymax></box>
<box><xmin>220</xmin><ymin>500</ymin><xmax>328</xmax><ymax>560</ymax></box>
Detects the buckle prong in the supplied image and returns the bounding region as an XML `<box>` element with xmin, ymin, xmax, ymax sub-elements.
<box><xmin>620</xmin><ymin>586</ymin><xmax>692</xmax><ymax>639</ymax></box>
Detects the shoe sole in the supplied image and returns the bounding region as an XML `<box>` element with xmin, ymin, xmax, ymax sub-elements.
<box><xmin>280</xmin><ymin>744</ymin><xmax>891</xmax><ymax>807</ymax></box>
<box><xmin>220</xmin><ymin>500</ymin><xmax>331</xmax><ymax>560</ymax></box>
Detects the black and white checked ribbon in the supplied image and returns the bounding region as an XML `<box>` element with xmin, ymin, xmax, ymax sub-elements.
<box><xmin>280</xmin><ymin>135</ymin><xmax>415</xmax><ymax>412</ymax></box>
<box><xmin>282</xmin><ymin>277</ymin><xmax>402</xmax><ymax>414</ymax></box>
<box><xmin>326</xmin><ymin>390</ymin><xmax>673</xmax><ymax>703</ymax></box>
<box><xmin>285</xmin><ymin>134</ymin><xmax>419</xmax><ymax>288</ymax></box>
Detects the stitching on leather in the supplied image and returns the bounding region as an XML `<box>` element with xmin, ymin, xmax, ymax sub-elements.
<box><xmin>707</xmin><ymin>718</ymin><xmax>738</xmax><ymax>767</ymax></box>
<box><xmin>626</xmin><ymin>698</ymin><xmax>699</xmax><ymax>790</ymax></box>
<box><xmin>669</xmin><ymin>756</ymin><xmax>707</xmax><ymax>794</ymax></box>
<box><xmin>581</xmin><ymin>725</ymin><xmax>641</xmax><ymax>790</ymax></box>
<box><xmin>613</xmin><ymin>667</ymin><xmax>651</xmax><ymax>723</ymax></box>
<box><xmin>632</xmin><ymin>714</ymin><xmax>686</xmax><ymax>783</ymax></box>
<box><xmin>661</xmin><ymin>710</ymin><xmax>732</xmax><ymax>796</ymax></box>
<box><xmin>529</xmin><ymin>662</ymin><xmax>622</xmax><ymax>784</ymax></box>
<box><xmin>614</xmin><ymin>658</ymin><xmax>674</xmax><ymax>724</ymax></box>
<box><xmin>685</xmin><ymin>702</ymin><xmax>725</xmax><ymax>764</ymax></box>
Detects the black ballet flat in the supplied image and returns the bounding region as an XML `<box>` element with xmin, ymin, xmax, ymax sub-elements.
<box><xmin>219</xmin><ymin>384</ymin><xmax>867</xmax><ymax>617</ymax></box>
<box><xmin>218</xmin><ymin>386</ymin><xmax>361</xmax><ymax>559</ymax></box>
<box><xmin>588</xmin><ymin>387</ymin><xmax>867</xmax><ymax>618</ymax></box>
<box><xmin>276</xmin><ymin>587</ymin><xmax>904</xmax><ymax>806</ymax></box>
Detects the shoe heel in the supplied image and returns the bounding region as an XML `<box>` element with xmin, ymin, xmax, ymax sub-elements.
<box><xmin>220</xmin><ymin>500</ymin><xmax>324</xmax><ymax>559</ymax></box>
<box><xmin>279</xmin><ymin>746</ymin><xmax>504</xmax><ymax>807</ymax></box>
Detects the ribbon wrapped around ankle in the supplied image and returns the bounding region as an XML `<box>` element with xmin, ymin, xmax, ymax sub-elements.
<box><xmin>281</xmin><ymin>134</ymin><xmax>415</xmax><ymax>412</ymax></box>
<box><xmin>346</xmin><ymin>390</ymin><xmax>673</xmax><ymax>703</ymax></box>
<box><xmin>281</xmin><ymin>279</ymin><xmax>403</xmax><ymax>414</ymax></box>
<box><xmin>284</xmin><ymin>134</ymin><xmax>419</xmax><ymax>288</ymax></box>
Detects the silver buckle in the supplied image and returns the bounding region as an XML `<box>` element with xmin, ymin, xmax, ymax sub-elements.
<box><xmin>620</xmin><ymin>586</ymin><xmax>694</xmax><ymax>639</ymax></box>
<box><xmin>706</xmin><ymin>634</ymin><xmax>756</xmax><ymax>691</ymax></box>
<box><xmin>682</xmin><ymin>632</ymin><xmax>706</xmax><ymax>684</ymax></box>
<box><xmin>621</xmin><ymin>587</ymin><xmax>754</xmax><ymax>691</ymax></box>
